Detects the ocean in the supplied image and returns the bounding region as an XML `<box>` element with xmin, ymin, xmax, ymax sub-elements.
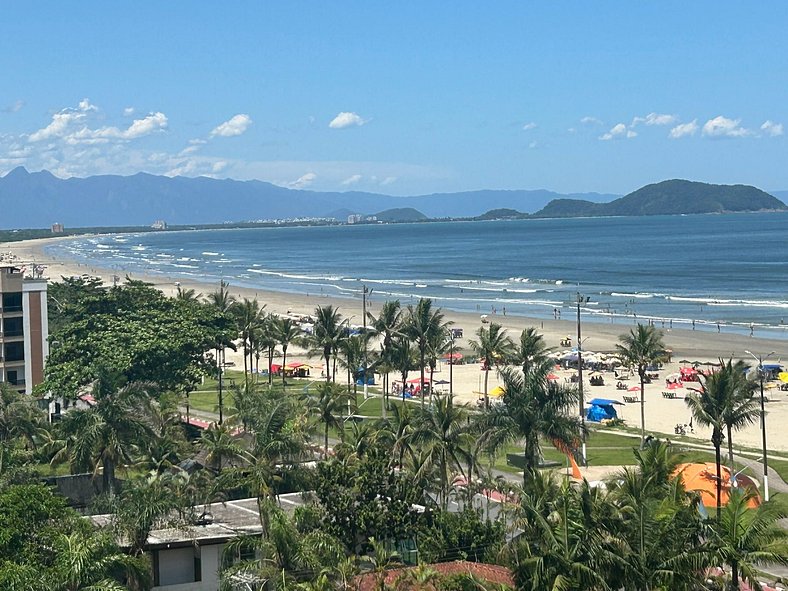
<box><xmin>45</xmin><ymin>212</ymin><xmax>788</xmax><ymax>340</ymax></box>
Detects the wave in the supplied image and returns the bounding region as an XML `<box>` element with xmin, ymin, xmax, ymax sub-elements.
<box><xmin>246</xmin><ymin>268</ymin><xmax>345</xmax><ymax>282</ymax></box>
<box><xmin>202</xmin><ymin>252</ymin><xmax>220</xmax><ymax>256</ymax></box>
<box><xmin>667</xmin><ymin>295</ymin><xmax>788</xmax><ymax>308</ymax></box>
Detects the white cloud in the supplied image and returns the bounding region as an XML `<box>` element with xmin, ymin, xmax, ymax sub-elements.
<box><xmin>212</xmin><ymin>161</ymin><xmax>228</xmax><ymax>173</ymax></box>
<box><xmin>528</xmin><ymin>141</ymin><xmax>538</xmax><ymax>149</ymax></box>
<box><xmin>210</xmin><ymin>114</ymin><xmax>253</xmax><ymax>137</ymax></box>
<box><xmin>599</xmin><ymin>123</ymin><xmax>636</xmax><ymax>141</ymax></box>
<box><xmin>669</xmin><ymin>120</ymin><xmax>698</xmax><ymax>139</ymax></box>
<box><xmin>340</xmin><ymin>174</ymin><xmax>362</xmax><ymax>186</ymax></box>
<box><xmin>761</xmin><ymin>120</ymin><xmax>784</xmax><ymax>137</ymax></box>
<box><xmin>329</xmin><ymin>112</ymin><xmax>368</xmax><ymax>129</ymax></box>
<box><xmin>78</xmin><ymin>99</ymin><xmax>97</xmax><ymax>112</ymax></box>
<box><xmin>123</xmin><ymin>107</ymin><xmax>135</xmax><ymax>117</ymax></box>
<box><xmin>580</xmin><ymin>116</ymin><xmax>603</xmax><ymax>126</ymax></box>
<box><xmin>288</xmin><ymin>172</ymin><xmax>317</xmax><ymax>189</ymax></box>
<box><xmin>522</xmin><ymin>122</ymin><xmax>537</xmax><ymax>131</ymax></box>
<box><xmin>28</xmin><ymin>102</ymin><xmax>93</xmax><ymax>142</ymax></box>
<box><xmin>380</xmin><ymin>176</ymin><xmax>397</xmax><ymax>186</ymax></box>
<box><xmin>632</xmin><ymin>112</ymin><xmax>677</xmax><ymax>127</ymax></box>
<box><xmin>702</xmin><ymin>115</ymin><xmax>751</xmax><ymax>138</ymax></box>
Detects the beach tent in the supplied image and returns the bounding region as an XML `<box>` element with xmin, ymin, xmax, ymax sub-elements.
<box><xmin>586</xmin><ymin>398</ymin><xmax>622</xmax><ymax>422</ymax></box>
<box><xmin>489</xmin><ymin>385</ymin><xmax>506</xmax><ymax>398</ymax></box>
<box><xmin>673</xmin><ymin>463</ymin><xmax>760</xmax><ymax>510</ymax></box>
<box><xmin>779</xmin><ymin>372</ymin><xmax>788</xmax><ymax>384</ymax></box>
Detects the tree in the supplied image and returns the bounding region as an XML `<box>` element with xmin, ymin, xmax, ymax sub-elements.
<box><xmin>720</xmin><ymin>360</ymin><xmax>759</xmax><ymax>471</ymax></box>
<box><xmin>46</xmin><ymin>279</ymin><xmax>232</xmax><ymax>396</ymax></box>
<box><xmin>478</xmin><ymin>363</ymin><xmax>584</xmax><ymax>483</ymax></box>
<box><xmin>389</xmin><ymin>337</ymin><xmax>416</xmax><ymax>400</ymax></box>
<box><xmin>306</xmin><ymin>382</ymin><xmax>352</xmax><ymax>456</ymax></box>
<box><xmin>311</xmin><ymin>305</ymin><xmax>346</xmax><ymax>382</ymax></box>
<box><xmin>468</xmin><ymin>323</ymin><xmax>514</xmax><ymax>409</ymax></box>
<box><xmin>411</xmin><ymin>395</ymin><xmax>474</xmax><ymax>509</ymax></box>
<box><xmin>231</xmin><ymin>298</ymin><xmax>266</xmax><ymax>389</ymax></box>
<box><xmin>514</xmin><ymin>327</ymin><xmax>551</xmax><ymax>376</ymax></box>
<box><xmin>338</xmin><ymin>335</ymin><xmax>366</xmax><ymax>395</ymax></box>
<box><xmin>51</xmin><ymin>370</ymin><xmax>157</xmax><ymax>496</ymax></box>
<box><xmin>713</xmin><ymin>488</ymin><xmax>788</xmax><ymax>590</ymax></box>
<box><xmin>615</xmin><ymin>324</ymin><xmax>667</xmax><ymax>446</ymax></box>
<box><xmin>175</xmin><ymin>285</ymin><xmax>201</xmax><ymax>303</ymax></box>
<box><xmin>404</xmin><ymin>299</ymin><xmax>446</xmax><ymax>406</ymax></box>
<box><xmin>685</xmin><ymin>362</ymin><xmax>746</xmax><ymax>520</ymax></box>
<box><xmin>0</xmin><ymin>382</ymin><xmax>47</xmax><ymax>448</ymax></box>
<box><xmin>367</xmin><ymin>300</ymin><xmax>404</xmax><ymax>403</ymax></box>
<box><xmin>272</xmin><ymin>316</ymin><xmax>303</xmax><ymax>386</ymax></box>
<box><xmin>197</xmin><ymin>422</ymin><xmax>247</xmax><ymax>475</ymax></box>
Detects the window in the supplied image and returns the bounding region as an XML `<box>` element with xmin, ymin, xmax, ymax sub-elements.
<box><xmin>4</xmin><ymin>342</ymin><xmax>24</xmax><ymax>362</ymax></box>
<box><xmin>3</xmin><ymin>317</ymin><xmax>22</xmax><ymax>337</ymax></box>
<box><xmin>1</xmin><ymin>292</ymin><xmax>22</xmax><ymax>312</ymax></box>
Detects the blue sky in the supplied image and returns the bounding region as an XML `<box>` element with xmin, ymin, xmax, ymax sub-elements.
<box><xmin>1</xmin><ymin>2</ymin><xmax>787</xmax><ymax>195</ymax></box>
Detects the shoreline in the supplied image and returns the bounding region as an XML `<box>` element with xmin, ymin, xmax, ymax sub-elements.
<box><xmin>5</xmin><ymin>234</ymin><xmax>788</xmax><ymax>453</ymax></box>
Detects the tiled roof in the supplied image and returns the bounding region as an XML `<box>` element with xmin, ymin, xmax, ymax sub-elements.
<box><xmin>354</xmin><ymin>561</ymin><xmax>514</xmax><ymax>591</ymax></box>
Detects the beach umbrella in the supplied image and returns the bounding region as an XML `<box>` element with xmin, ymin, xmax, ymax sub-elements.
<box><xmin>628</xmin><ymin>385</ymin><xmax>641</xmax><ymax>392</ymax></box>
<box><xmin>490</xmin><ymin>385</ymin><xmax>505</xmax><ymax>397</ymax></box>
<box><xmin>667</xmin><ymin>382</ymin><xmax>684</xmax><ymax>390</ymax></box>
<box><xmin>547</xmin><ymin>373</ymin><xmax>560</xmax><ymax>381</ymax></box>
<box><xmin>407</xmin><ymin>377</ymin><xmax>430</xmax><ymax>383</ymax></box>
<box><xmin>433</xmin><ymin>379</ymin><xmax>450</xmax><ymax>385</ymax></box>
<box><xmin>778</xmin><ymin>372</ymin><xmax>788</xmax><ymax>384</ymax></box>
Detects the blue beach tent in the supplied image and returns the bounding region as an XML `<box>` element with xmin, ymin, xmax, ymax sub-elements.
<box><xmin>586</xmin><ymin>398</ymin><xmax>622</xmax><ymax>422</ymax></box>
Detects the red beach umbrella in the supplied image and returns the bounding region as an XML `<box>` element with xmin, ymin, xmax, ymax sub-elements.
<box><xmin>667</xmin><ymin>382</ymin><xmax>684</xmax><ymax>390</ymax></box>
<box><xmin>628</xmin><ymin>385</ymin><xmax>641</xmax><ymax>392</ymax></box>
<box><xmin>547</xmin><ymin>373</ymin><xmax>560</xmax><ymax>381</ymax></box>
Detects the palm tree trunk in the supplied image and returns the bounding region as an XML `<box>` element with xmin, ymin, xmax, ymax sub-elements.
<box><xmin>243</xmin><ymin>340</ymin><xmax>249</xmax><ymax>389</ymax></box>
<box><xmin>268</xmin><ymin>349</ymin><xmax>274</xmax><ymax>386</ymax></box>
<box><xmin>730</xmin><ymin>560</ymin><xmax>739</xmax><ymax>590</ymax></box>
<box><xmin>325</xmin><ymin>350</ymin><xmax>331</xmax><ymax>382</ymax></box>
<box><xmin>429</xmin><ymin>365</ymin><xmax>435</xmax><ymax>406</ymax></box>
<box><xmin>715</xmin><ymin>435</ymin><xmax>722</xmax><ymax>520</ymax></box>
<box><xmin>325</xmin><ymin>424</ymin><xmax>329</xmax><ymax>457</ymax></box>
<box><xmin>103</xmin><ymin>458</ymin><xmax>116</xmax><ymax>497</ymax></box>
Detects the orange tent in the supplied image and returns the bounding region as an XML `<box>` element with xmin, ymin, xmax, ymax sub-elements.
<box><xmin>673</xmin><ymin>462</ymin><xmax>760</xmax><ymax>509</ymax></box>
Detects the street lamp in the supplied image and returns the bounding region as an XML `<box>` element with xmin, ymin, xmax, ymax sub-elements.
<box><xmin>745</xmin><ymin>349</ymin><xmax>775</xmax><ymax>502</ymax></box>
<box><xmin>361</xmin><ymin>285</ymin><xmax>372</xmax><ymax>403</ymax></box>
<box><xmin>576</xmin><ymin>292</ymin><xmax>590</xmax><ymax>466</ymax></box>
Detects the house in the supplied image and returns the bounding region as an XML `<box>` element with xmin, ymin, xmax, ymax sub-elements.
<box><xmin>353</xmin><ymin>561</ymin><xmax>514</xmax><ymax>591</ymax></box>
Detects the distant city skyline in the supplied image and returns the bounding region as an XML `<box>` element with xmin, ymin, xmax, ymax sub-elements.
<box><xmin>1</xmin><ymin>2</ymin><xmax>787</xmax><ymax>195</ymax></box>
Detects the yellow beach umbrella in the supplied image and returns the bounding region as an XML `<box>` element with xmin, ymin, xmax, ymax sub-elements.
<box><xmin>778</xmin><ymin>372</ymin><xmax>788</xmax><ymax>384</ymax></box>
<box><xmin>490</xmin><ymin>385</ymin><xmax>506</xmax><ymax>397</ymax></box>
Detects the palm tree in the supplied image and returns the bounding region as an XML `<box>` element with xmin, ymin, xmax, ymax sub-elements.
<box><xmin>258</xmin><ymin>313</ymin><xmax>279</xmax><ymax>386</ymax></box>
<box><xmin>0</xmin><ymin>382</ymin><xmax>47</xmax><ymax>448</ymax></box>
<box><xmin>426</xmin><ymin>324</ymin><xmax>451</xmax><ymax>398</ymax></box>
<box><xmin>713</xmin><ymin>487</ymin><xmax>788</xmax><ymax>590</ymax></box>
<box><xmin>377</xmin><ymin>402</ymin><xmax>415</xmax><ymax>469</ymax></box>
<box><xmin>273</xmin><ymin>316</ymin><xmax>303</xmax><ymax>386</ymax></box>
<box><xmin>515</xmin><ymin>327</ymin><xmax>551</xmax><ymax>375</ymax></box>
<box><xmin>615</xmin><ymin>324</ymin><xmax>667</xmax><ymax>446</ymax></box>
<box><xmin>231</xmin><ymin>298</ymin><xmax>266</xmax><ymax>389</ymax></box>
<box><xmin>478</xmin><ymin>363</ymin><xmax>585</xmax><ymax>483</ymax></box>
<box><xmin>306</xmin><ymin>382</ymin><xmax>351</xmax><ymax>456</ymax></box>
<box><xmin>389</xmin><ymin>337</ymin><xmax>416</xmax><ymax>400</ymax></box>
<box><xmin>50</xmin><ymin>529</ymin><xmax>149</xmax><ymax>591</ymax></box>
<box><xmin>338</xmin><ymin>335</ymin><xmax>366</xmax><ymax>395</ymax></box>
<box><xmin>468</xmin><ymin>322</ymin><xmax>514</xmax><ymax>409</ymax></box>
<box><xmin>52</xmin><ymin>371</ymin><xmax>157</xmax><ymax>496</ymax></box>
<box><xmin>685</xmin><ymin>362</ymin><xmax>745</xmax><ymax>520</ymax></box>
<box><xmin>411</xmin><ymin>395</ymin><xmax>474</xmax><ymax>508</ymax></box>
<box><xmin>208</xmin><ymin>279</ymin><xmax>237</xmax><ymax>422</ymax></box>
<box><xmin>721</xmin><ymin>359</ymin><xmax>759</xmax><ymax>470</ymax></box>
<box><xmin>197</xmin><ymin>422</ymin><xmax>247</xmax><ymax>475</ymax></box>
<box><xmin>311</xmin><ymin>305</ymin><xmax>346</xmax><ymax>382</ymax></box>
<box><xmin>367</xmin><ymin>300</ymin><xmax>404</xmax><ymax>401</ymax></box>
<box><xmin>404</xmin><ymin>299</ymin><xmax>446</xmax><ymax>406</ymax></box>
<box><xmin>175</xmin><ymin>285</ymin><xmax>201</xmax><ymax>303</ymax></box>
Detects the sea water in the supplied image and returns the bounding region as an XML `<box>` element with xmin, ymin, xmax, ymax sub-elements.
<box><xmin>45</xmin><ymin>212</ymin><xmax>788</xmax><ymax>339</ymax></box>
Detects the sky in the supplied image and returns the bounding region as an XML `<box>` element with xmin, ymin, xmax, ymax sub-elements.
<box><xmin>1</xmin><ymin>2</ymin><xmax>787</xmax><ymax>196</ymax></box>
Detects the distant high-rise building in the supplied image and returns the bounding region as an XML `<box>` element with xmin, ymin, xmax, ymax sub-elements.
<box><xmin>51</xmin><ymin>222</ymin><xmax>64</xmax><ymax>233</ymax></box>
<box><xmin>151</xmin><ymin>220</ymin><xmax>168</xmax><ymax>230</ymax></box>
<box><xmin>0</xmin><ymin>267</ymin><xmax>49</xmax><ymax>395</ymax></box>
<box><xmin>347</xmin><ymin>214</ymin><xmax>363</xmax><ymax>224</ymax></box>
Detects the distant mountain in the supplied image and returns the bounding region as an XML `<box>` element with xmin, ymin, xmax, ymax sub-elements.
<box><xmin>0</xmin><ymin>167</ymin><xmax>617</xmax><ymax>229</ymax></box>
<box><xmin>373</xmin><ymin>207</ymin><xmax>428</xmax><ymax>222</ymax></box>
<box><xmin>476</xmin><ymin>208</ymin><xmax>525</xmax><ymax>220</ymax></box>
<box><xmin>534</xmin><ymin>180</ymin><xmax>787</xmax><ymax>218</ymax></box>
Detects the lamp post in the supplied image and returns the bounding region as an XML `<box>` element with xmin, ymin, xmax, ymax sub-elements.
<box><xmin>745</xmin><ymin>349</ymin><xmax>774</xmax><ymax>502</ymax></box>
<box><xmin>576</xmin><ymin>292</ymin><xmax>590</xmax><ymax>466</ymax></box>
<box><xmin>448</xmin><ymin>330</ymin><xmax>456</xmax><ymax>398</ymax></box>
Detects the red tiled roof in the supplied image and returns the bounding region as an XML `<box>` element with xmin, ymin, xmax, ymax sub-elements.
<box><xmin>354</xmin><ymin>561</ymin><xmax>514</xmax><ymax>591</ymax></box>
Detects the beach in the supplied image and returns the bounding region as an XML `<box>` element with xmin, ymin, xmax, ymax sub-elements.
<box><xmin>5</xmin><ymin>235</ymin><xmax>788</xmax><ymax>453</ymax></box>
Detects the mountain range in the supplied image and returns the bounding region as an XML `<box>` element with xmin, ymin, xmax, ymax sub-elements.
<box><xmin>0</xmin><ymin>168</ymin><xmax>785</xmax><ymax>230</ymax></box>
<box><xmin>0</xmin><ymin>167</ymin><xmax>616</xmax><ymax>229</ymax></box>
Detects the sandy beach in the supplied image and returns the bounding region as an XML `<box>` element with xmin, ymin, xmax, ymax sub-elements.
<box><xmin>4</xmin><ymin>235</ymin><xmax>788</xmax><ymax>452</ymax></box>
